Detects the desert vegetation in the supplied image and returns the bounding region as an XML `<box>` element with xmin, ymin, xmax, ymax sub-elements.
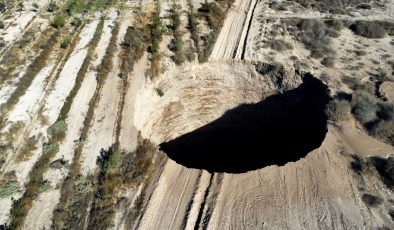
<box><xmin>87</xmin><ymin>138</ymin><xmax>163</xmax><ymax>229</ymax></box>
<box><xmin>168</xmin><ymin>3</ymin><xmax>185</xmax><ymax>65</ymax></box>
<box><xmin>146</xmin><ymin>2</ymin><xmax>164</xmax><ymax>77</ymax></box>
<box><xmin>290</xmin><ymin>0</ymin><xmax>377</xmax><ymax>14</ymax></box>
<box><xmin>351</xmin><ymin>89</ymin><xmax>394</xmax><ymax>145</ymax></box>
<box><xmin>186</xmin><ymin>0</ymin><xmax>235</xmax><ymax>62</ymax></box>
<box><xmin>326</xmin><ymin>99</ymin><xmax>351</xmax><ymax>121</ymax></box>
<box><xmin>51</xmin><ymin>18</ymin><xmax>121</xmax><ymax>229</ymax></box>
<box><xmin>362</xmin><ymin>193</ymin><xmax>383</xmax><ymax>207</ymax></box>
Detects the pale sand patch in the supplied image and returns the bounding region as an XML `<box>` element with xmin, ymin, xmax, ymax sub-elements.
<box><xmin>0</xmin><ymin>19</ymin><xmax>100</xmax><ymax>226</ymax></box>
<box><xmin>22</xmin><ymin>189</ymin><xmax>61</xmax><ymax>230</ymax></box>
<box><xmin>5</xmin><ymin>64</ymin><xmax>54</xmax><ymax>126</ymax></box>
<box><xmin>118</xmin><ymin>53</ymin><xmax>148</xmax><ymax>153</ymax></box>
<box><xmin>42</xmin><ymin>19</ymin><xmax>100</xmax><ymax>124</ymax></box>
<box><xmin>80</xmin><ymin>10</ymin><xmax>132</xmax><ymax>176</ymax></box>
<box><xmin>23</xmin><ymin>15</ymin><xmax>117</xmax><ymax>230</ymax></box>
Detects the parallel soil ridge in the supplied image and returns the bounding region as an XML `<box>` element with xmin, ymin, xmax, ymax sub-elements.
<box><xmin>160</xmin><ymin>74</ymin><xmax>330</xmax><ymax>173</ymax></box>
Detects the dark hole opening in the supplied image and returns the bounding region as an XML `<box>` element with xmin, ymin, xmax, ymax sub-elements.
<box><xmin>160</xmin><ymin>74</ymin><xmax>331</xmax><ymax>173</ymax></box>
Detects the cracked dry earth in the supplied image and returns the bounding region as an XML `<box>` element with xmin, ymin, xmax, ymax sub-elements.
<box><xmin>0</xmin><ymin>0</ymin><xmax>394</xmax><ymax>229</ymax></box>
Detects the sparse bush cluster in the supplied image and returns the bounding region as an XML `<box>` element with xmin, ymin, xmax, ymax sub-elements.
<box><xmin>369</xmin><ymin>156</ymin><xmax>394</xmax><ymax>190</ymax></box>
<box><xmin>187</xmin><ymin>4</ymin><xmax>201</xmax><ymax>61</ymax></box>
<box><xmin>47</xmin><ymin>1</ymin><xmax>59</xmax><ymax>12</ymax></box>
<box><xmin>47</xmin><ymin>120</ymin><xmax>67</xmax><ymax>142</ymax></box>
<box><xmin>87</xmin><ymin>138</ymin><xmax>161</xmax><ymax>229</ymax></box>
<box><xmin>60</xmin><ymin>36</ymin><xmax>72</xmax><ymax>48</ymax></box>
<box><xmin>351</xmin><ymin>89</ymin><xmax>394</xmax><ymax>145</ymax></box>
<box><xmin>119</xmin><ymin>25</ymin><xmax>146</xmax><ymax>78</ymax></box>
<box><xmin>147</xmin><ymin>4</ymin><xmax>164</xmax><ymax>77</ymax></box>
<box><xmin>52</xmin><ymin>14</ymin><xmax>66</xmax><ymax>28</ymax></box>
<box><xmin>350</xmin><ymin>20</ymin><xmax>394</xmax><ymax>38</ymax></box>
<box><xmin>168</xmin><ymin>4</ymin><xmax>185</xmax><ymax>65</ymax></box>
<box><xmin>186</xmin><ymin>0</ymin><xmax>234</xmax><ymax>63</ymax></box>
<box><xmin>362</xmin><ymin>193</ymin><xmax>383</xmax><ymax>207</ymax></box>
<box><xmin>350</xmin><ymin>21</ymin><xmax>386</xmax><ymax>38</ymax></box>
<box><xmin>197</xmin><ymin>1</ymin><xmax>228</xmax><ymax>62</ymax></box>
<box><xmin>266</xmin><ymin>39</ymin><xmax>293</xmax><ymax>51</ymax></box>
<box><xmin>0</xmin><ymin>180</ymin><xmax>19</xmax><ymax>198</ymax></box>
<box><xmin>326</xmin><ymin>99</ymin><xmax>351</xmax><ymax>121</ymax></box>
<box><xmin>0</xmin><ymin>2</ymin><xmax>5</xmax><ymax>13</ymax></box>
<box><xmin>291</xmin><ymin>0</ymin><xmax>373</xmax><ymax>14</ymax></box>
<box><xmin>296</xmin><ymin>19</ymin><xmax>336</xmax><ymax>59</ymax></box>
<box><xmin>350</xmin><ymin>154</ymin><xmax>369</xmax><ymax>174</ymax></box>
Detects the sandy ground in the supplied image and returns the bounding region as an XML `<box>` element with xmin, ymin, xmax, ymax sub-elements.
<box><xmin>0</xmin><ymin>18</ymin><xmax>101</xmax><ymax>226</ymax></box>
<box><xmin>207</xmin><ymin>126</ymin><xmax>392</xmax><ymax>229</ymax></box>
<box><xmin>5</xmin><ymin>64</ymin><xmax>54</xmax><ymax>127</ymax></box>
<box><xmin>21</xmin><ymin>14</ymin><xmax>117</xmax><ymax>230</ymax></box>
<box><xmin>79</xmin><ymin>10</ymin><xmax>130</xmax><ymax>175</ymax></box>
<box><xmin>210</xmin><ymin>0</ymin><xmax>258</xmax><ymax>60</ymax></box>
<box><xmin>0</xmin><ymin>0</ymin><xmax>51</xmax><ymax>57</ymax></box>
<box><xmin>242</xmin><ymin>0</ymin><xmax>394</xmax><ymax>79</ymax></box>
<box><xmin>1</xmin><ymin>0</ymin><xmax>393</xmax><ymax>228</ymax></box>
<box><xmin>118</xmin><ymin>53</ymin><xmax>148</xmax><ymax>153</ymax></box>
<box><xmin>133</xmin><ymin>0</ymin><xmax>394</xmax><ymax>229</ymax></box>
<box><xmin>42</xmin><ymin>19</ymin><xmax>100</xmax><ymax>125</ymax></box>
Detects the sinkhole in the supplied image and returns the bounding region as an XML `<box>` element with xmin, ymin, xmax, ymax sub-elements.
<box><xmin>160</xmin><ymin>74</ymin><xmax>331</xmax><ymax>173</ymax></box>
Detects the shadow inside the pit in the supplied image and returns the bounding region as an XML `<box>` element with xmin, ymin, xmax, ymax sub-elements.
<box><xmin>160</xmin><ymin>74</ymin><xmax>331</xmax><ymax>173</ymax></box>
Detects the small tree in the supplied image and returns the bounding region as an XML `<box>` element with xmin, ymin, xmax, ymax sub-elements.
<box><xmin>47</xmin><ymin>1</ymin><xmax>58</xmax><ymax>13</ymax></box>
<box><xmin>16</xmin><ymin>2</ymin><xmax>24</xmax><ymax>12</ymax></box>
<box><xmin>0</xmin><ymin>2</ymin><xmax>5</xmax><ymax>13</ymax></box>
<box><xmin>52</xmin><ymin>15</ymin><xmax>66</xmax><ymax>29</ymax></box>
<box><xmin>60</xmin><ymin>36</ymin><xmax>71</xmax><ymax>48</ymax></box>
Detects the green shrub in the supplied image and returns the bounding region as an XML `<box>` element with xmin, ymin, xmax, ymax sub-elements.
<box><xmin>0</xmin><ymin>2</ymin><xmax>5</xmax><ymax>13</ymax></box>
<box><xmin>47</xmin><ymin>1</ymin><xmax>58</xmax><ymax>12</ymax></box>
<box><xmin>16</xmin><ymin>2</ymin><xmax>24</xmax><ymax>11</ymax></box>
<box><xmin>0</xmin><ymin>20</ymin><xmax>4</xmax><ymax>29</ymax></box>
<box><xmin>156</xmin><ymin>88</ymin><xmax>164</xmax><ymax>97</ymax></box>
<box><xmin>39</xmin><ymin>180</ymin><xmax>51</xmax><ymax>193</ymax></box>
<box><xmin>0</xmin><ymin>180</ymin><xmax>19</xmax><ymax>198</ymax></box>
<box><xmin>326</xmin><ymin>99</ymin><xmax>350</xmax><ymax>121</ymax></box>
<box><xmin>60</xmin><ymin>36</ymin><xmax>71</xmax><ymax>48</ymax></box>
<box><xmin>350</xmin><ymin>21</ymin><xmax>386</xmax><ymax>38</ymax></box>
<box><xmin>362</xmin><ymin>193</ymin><xmax>383</xmax><ymax>207</ymax></box>
<box><xmin>47</xmin><ymin>120</ymin><xmax>67</xmax><ymax>141</ymax></box>
<box><xmin>187</xmin><ymin>6</ymin><xmax>200</xmax><ymax>60</ymax></box>
<box><xmin>42</xmin><ymin>143</ymin><xmax>59</xmax><ymax>155</ymax></box>
<box><xmin>168</xmin><ymin>4</ymin><xmax>185</xmax><ymax>65</ymax></box>
<box><xmin>71</xmin><ymin>17</ymin><xmax>82</xmax><ymax>28</ymax></box>
<box><xmin>52</xmin><ymin>15</ymin><xmax>66</xmax><ymax>28</ymax></box>
<box><xmin>75</xmin><ymin>176</ymin><xmax>93</xmax><ymax>194</ymax></box>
